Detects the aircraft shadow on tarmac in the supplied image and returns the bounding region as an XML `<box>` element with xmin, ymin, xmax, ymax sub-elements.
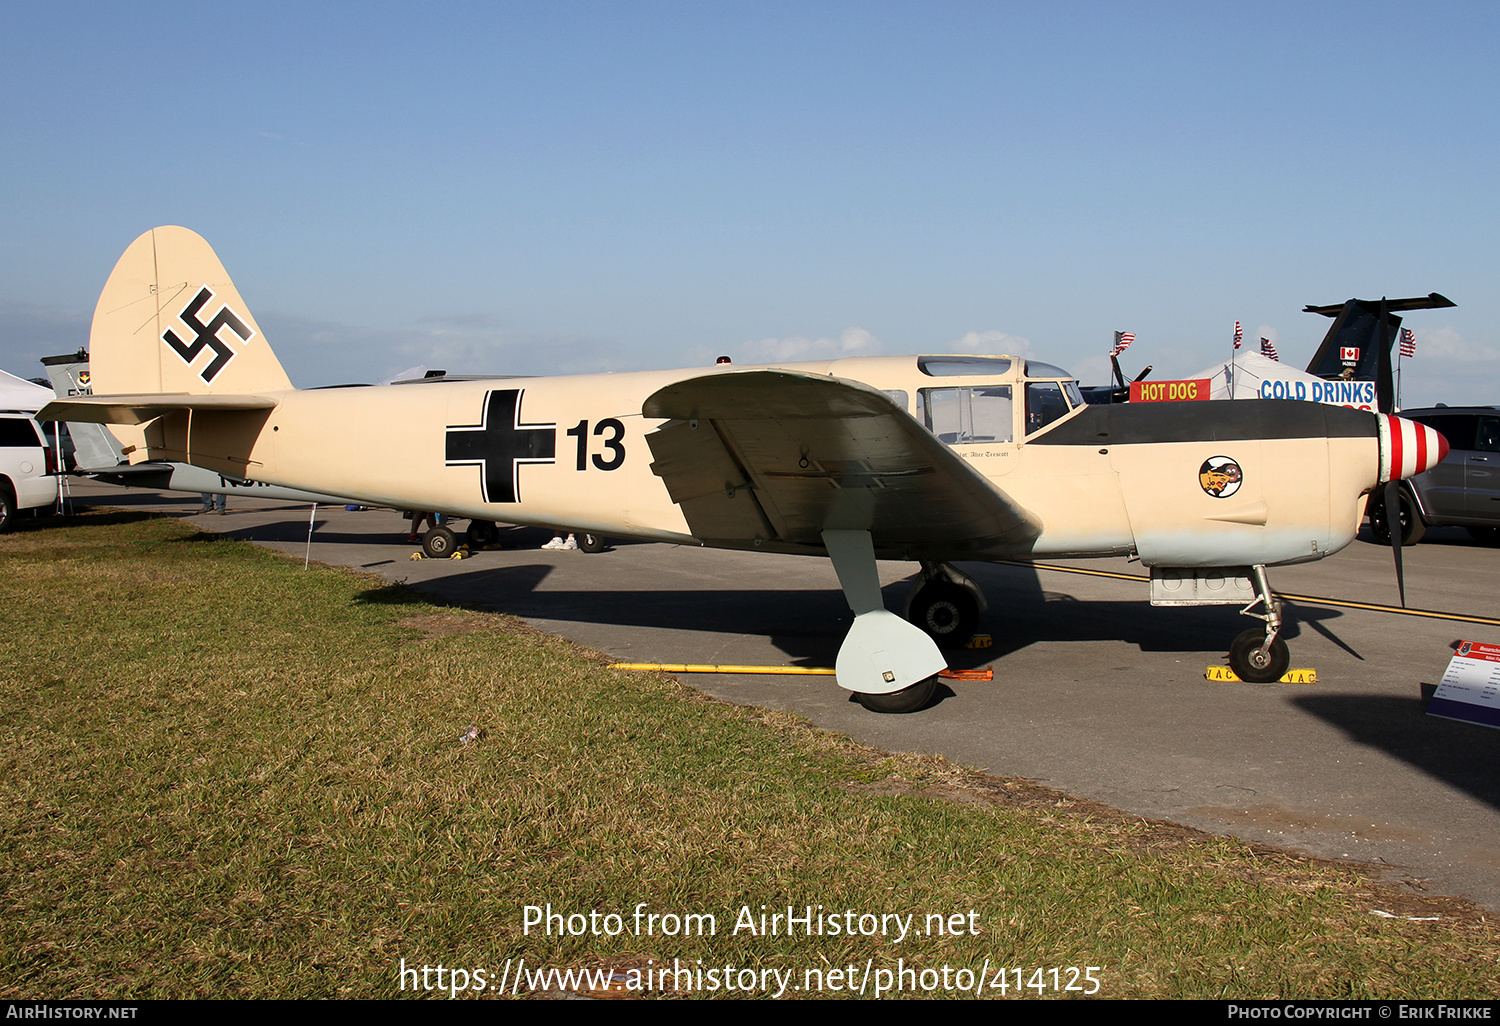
<box><xmin>344</xmin><ymin>557</ymin><xmax>1354</xmax><ymax>674</ymax></box>
<box><xmin>1294</xmin><ymin>694</ymin><xmax>1500</xmax><ymax>815</ymax></box>
<box><xmin>182</xmin><ymin>510</ymin><xmax>1368</xmax><ymax>677</ymax></box>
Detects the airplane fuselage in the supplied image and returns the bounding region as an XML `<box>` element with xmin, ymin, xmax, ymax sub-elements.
<box><xmin>178</xmin><ymin>354</ymin><xmax>1379</xmax><ymax>570</ymax></box>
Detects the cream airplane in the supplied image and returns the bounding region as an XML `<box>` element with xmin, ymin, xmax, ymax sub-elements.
<box><xmin>41</xmin><ymin>227</ymin><xmax>1449</xmax><ymax>712</ymax></box>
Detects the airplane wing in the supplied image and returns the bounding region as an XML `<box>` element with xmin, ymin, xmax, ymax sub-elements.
<box><xmin>643</xmin><ymin>369</ymin><xmax>1039</xmax><ymax>555</ymax></box>
<box><xmin>38</xmin><ymin>394</ymin><xmax>278</xmax><ymax>426</ymax></box>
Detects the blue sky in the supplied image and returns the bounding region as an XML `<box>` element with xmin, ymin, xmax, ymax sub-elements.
<box><xmin>3</xmin><ymin>1</ymin><xmax>1497</xmax><ymax>406</ymax></box>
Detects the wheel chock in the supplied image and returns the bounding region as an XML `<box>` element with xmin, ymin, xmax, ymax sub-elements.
<box><xmin>410</xmin><ymin>551</ymin><xmax>424</xmax><ymax>560</ymax></box>
<box><xmin>966</xmin><ymin>634</ymin><xmax>993</xmax><ymax>649</ymax></box>
<box><xmin>1206</xmin><ymin>666</ymin><xmax>1317</xmax><ymax>684</ymax></box>
<box><xmin>938</xmin><ymin>668</ymin><xmax>993</xmax><ymax>681</ymax></box>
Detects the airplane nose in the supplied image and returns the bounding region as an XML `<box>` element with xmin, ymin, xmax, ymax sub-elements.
<box><xmin>1379</xmin><ymin>414</ymin><xmax>1449</xmax><ymax>483</ymax></box>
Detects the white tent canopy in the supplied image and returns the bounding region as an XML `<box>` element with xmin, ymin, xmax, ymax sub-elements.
<box><xmin>0</xmin><ymin>369</ymin><xmax>53</xmax><ymax>412</ymax></box>
<box><xmin>1187</xmin><ymin>351</ymin><xmax>1377</xmax><ymax>408</ymax></box>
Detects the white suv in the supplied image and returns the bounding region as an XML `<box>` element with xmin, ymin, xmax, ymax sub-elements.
<box><xmin>0</xmin><ymin>412</ymin><xmax>59</xmax><ymax>532</ymax></box>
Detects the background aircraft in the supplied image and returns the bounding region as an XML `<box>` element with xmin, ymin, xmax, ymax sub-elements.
<box><xmin>43</xmin><ymin>227</ymin><xmax>1448</xmax><ymax>712</ymax></box>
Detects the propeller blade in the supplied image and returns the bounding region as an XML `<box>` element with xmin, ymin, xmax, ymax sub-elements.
<box><xmin>1132</xmin><ymin>364</ymin><xmax>1154</xmax><ymax>383</ymax></box>
<box><xmin>1110</xmin><ymin>355</ymin><xmax>1126</xmax><ymax>389</ymax></box>
<box><xmin>1385</xmin><ymin>480</ymin><xmax>1406</xmax><ymax>607</ymax></box>
<box><xmin>1376</xmin><ymin>297</ymin><xmax>1394</xmax><ymax>414</ymax></box>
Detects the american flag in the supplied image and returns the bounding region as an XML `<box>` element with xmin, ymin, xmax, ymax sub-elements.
<box><xmin>1260</xmin><ymin>337</ymin><xmax>1278</xmax><ymax>361</ymax></box>
<box><xmin>1111</xmin><ymin>330</ymin><xmax>1135</xmax><ymax>357</ymax></box>
<box><xmin>1233</xmin><ymin>321</ymin><xmax>1243</xmax><ymax>350</ymax></box>
<box><xmin>1400</xmin><ymin>328</ymin><xmax>1416</xmax><ymax>359</ymax></box>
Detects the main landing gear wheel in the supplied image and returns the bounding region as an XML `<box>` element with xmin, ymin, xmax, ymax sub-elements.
<box><xmin>577</xmin><ymin>532</ymin><xmax>607</xmax><ymax>553</ymax></box>
<box><xmin>465</xmin><ymin>519</ymin><xmax>499</xmax><ymax>548</ymax></box>
<box><xmin>908</xmin><ymin>582</ymin><xmax>979</xmax><ymax>648</ymax></box>
<box><xmin>422</xmin><ymin>525</ymin><xmax>458</xmax><ymax>559</ymax></box>
<box><xmin>1228</xmin><ymin>628</ymin><xmax>1290</xmax><ymax>683</ymax></box>
<box><xmin>856</xmin><ymin>675</ymin><xmax>938</xmax><ymax>714</ymax></box>
<box><xmin>1369</xmin><ymin>490</ymin><xmax>1426</xmax><ymax>546</ymax></box>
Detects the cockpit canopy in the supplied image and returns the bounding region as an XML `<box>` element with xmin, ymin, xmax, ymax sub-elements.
<box><xmin>913</xmin><ymin>355</ymin><xmax>1084</xmax><ymax>445</ymax></box>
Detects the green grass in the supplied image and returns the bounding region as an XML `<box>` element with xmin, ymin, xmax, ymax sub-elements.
<box><xmin>0</xmin><ymin>511</ymin><xmax>1495</xmax><ymax>998</ymax></box>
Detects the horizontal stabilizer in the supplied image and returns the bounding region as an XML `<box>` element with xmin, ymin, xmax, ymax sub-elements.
<box><xmin>73</xmin><ymin>461</ymin><xmax>171</xmax><ymax>475</ymax></box>
<box><xmin>38</xmin><ymin>393</ymin><xmax>278</xmax><ymax>426</ymax></box>
<box><xmin>1303</xmin><ymin>293</ymin><xmax>1454</xmax><ymax>318</ymax></box>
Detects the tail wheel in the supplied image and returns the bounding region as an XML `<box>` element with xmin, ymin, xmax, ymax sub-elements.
<box><xmin>465</xmin><ymin>519</ymin><xmax>500</xmax><ymax>548</ymax></box>
<box><xmin>908</xmin><ymin>582</ymin><xmax>979</xmax><ymax>648</ymax></box>
<box><xmin>1228</xmin><ymin>629</ymin><xmax>1290</xmax><ymax>683</ymax></box>
<box><xmin>856</xmin><ymin>676</ymin><xmax>938</xmax><ymax>714</ymax></box>
<box><xmin>422</xmin><ymin>526</ymin><xmax>458</xmax><ymax>559</ymax></box>
<box><xmin>577</xmin><ymin>533</ymin><xmax>607</xmax><ymax>553</ymax></box>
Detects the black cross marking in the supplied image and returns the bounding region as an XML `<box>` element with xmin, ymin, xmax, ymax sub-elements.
<box><xmin>446</xmin><ymin>389</ymin><xmax>556</xmax><ymax>504</ymax></box>
<box><xmin>162</xmin><ymin>286</ymin><xmax>256</xmax><ymax>384</ymax></box>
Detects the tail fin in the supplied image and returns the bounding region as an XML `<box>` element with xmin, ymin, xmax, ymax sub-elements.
<box><xmin>91</xmin><ymin>226</ymin><xmax>292</xmax><ymax>397</ymax></box>
<box><xmin>1301</xmin><ymin>294</ymin><xmax>1453</xmax><ymax>384</ymax></box>
<box><xmin>38</xmin><ymin>228</ymin><xmax>288</xmax><ymax>471</ymax></box>
<box><xmin>38</xmin><ymin>350</ymin><xmax>124</xmax><ymax>470</ymax></box>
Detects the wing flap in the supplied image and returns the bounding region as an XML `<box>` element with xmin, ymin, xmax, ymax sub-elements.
<box><xmin>646</xmin><ymin>418</ymin><xmax>777</xmax><ymax>540</ymax></box>
<box><xmin>644</xmin><ymin>369</ymin><xmax>1038</xmax><ymax>553</ymax></box>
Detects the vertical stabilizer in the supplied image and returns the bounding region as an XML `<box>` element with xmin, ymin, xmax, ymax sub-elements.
<box><xmin>90</xmin><ymin>227</ymin><xmax>292</xmax><ymax>398</ymax></box>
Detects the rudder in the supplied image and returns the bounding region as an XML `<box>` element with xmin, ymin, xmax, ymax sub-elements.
<box><xmin>91</xmin><ymin>226</ymin><xmax>292</xmax><ymax>397</ymax></box>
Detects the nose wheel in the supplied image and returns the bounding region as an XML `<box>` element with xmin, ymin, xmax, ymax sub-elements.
<box><xmin>1228</xmin><ymin>565</ymin><xmax>1290</xmax><ymax>683</ymax></box>
<box><xmin>1228</xmin><ymin>629</ymin><xmax>1290</xmax><ymax>683</ymax></box>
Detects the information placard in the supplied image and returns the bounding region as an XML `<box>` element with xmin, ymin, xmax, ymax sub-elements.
<box><xmin>1426</xmin><ymin>640</ymin><xmax>1500</xmax><ymax>729</ymax></box>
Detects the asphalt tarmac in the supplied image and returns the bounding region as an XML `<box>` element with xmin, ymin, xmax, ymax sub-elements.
<box><xmin>59</xmin><ymin>479</ymin><xmax>1500</xmax><ymax>911</ymax></box>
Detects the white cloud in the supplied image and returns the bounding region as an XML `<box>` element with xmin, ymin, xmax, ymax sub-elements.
<box><xmin>945</xmin><ymin>329</ymin><xmax>1033</xmax><ymax>356</ymax></box>
<box><xmin>255</xmin><ymin>311</ymin><xmax>630</xmax><ymax>386</ymax></box>
<box><xmin>1414</xmin><ymin>326</ymin><xmax>1499</xmax><ymax>362</ymax></box>
<box><xmin>729</xmin><ymin>326</ymin><xmax>884</xmax><ymax>364</ymax></box>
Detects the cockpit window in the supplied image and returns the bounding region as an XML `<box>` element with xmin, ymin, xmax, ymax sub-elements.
<box><xmin>918</xmin><ymin>356</ymin><xmax>1013</xmax><ymax>377</ymax></box>
<box><xmin>1025</xmin><ymin>381</ymin><xmax>1071</xmax><ymax>435</ymax></box>
<box><xmin>1024</xmin><ymin>360</ymin><xmax>1072</xmax><ymax>379</ymax></box>
<box><xmin>918</xmin><ymin>386</ymin><xmax>1013</xmax><ymax>444</ymax></box>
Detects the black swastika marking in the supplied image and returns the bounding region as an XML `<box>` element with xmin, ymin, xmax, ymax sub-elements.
<box><xmin>162</xmin><ymin>286</ymin><xmax>256</xmax><ymax>384</ymax></box>
<box><xmin>446</xmin><ymin>389</ymin><xmax>556</xmax><ymax>504</ymax></box>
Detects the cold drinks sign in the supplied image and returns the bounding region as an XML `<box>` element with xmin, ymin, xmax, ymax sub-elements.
<box><xmin>1126</xmin><ymin>376</ymin><xmax>1377</xmax><ymax>409</ymax></box>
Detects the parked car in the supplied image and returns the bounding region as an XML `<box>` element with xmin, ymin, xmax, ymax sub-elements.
<box><xmin>1368</xmin><ymin>405</ymin><xmax>1500</xmax><ymax>545</ymax></box>
<box><xmin>0</xmin><ymin>411</ymin><xmax>60</xmax><ymax>532</ymax></box>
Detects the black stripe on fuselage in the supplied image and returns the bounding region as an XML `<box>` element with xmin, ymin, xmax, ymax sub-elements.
<box><xmin>1031</xmin><ymin>399</ymin><xmax>1377</xmax><ymax>446</ymax></box>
